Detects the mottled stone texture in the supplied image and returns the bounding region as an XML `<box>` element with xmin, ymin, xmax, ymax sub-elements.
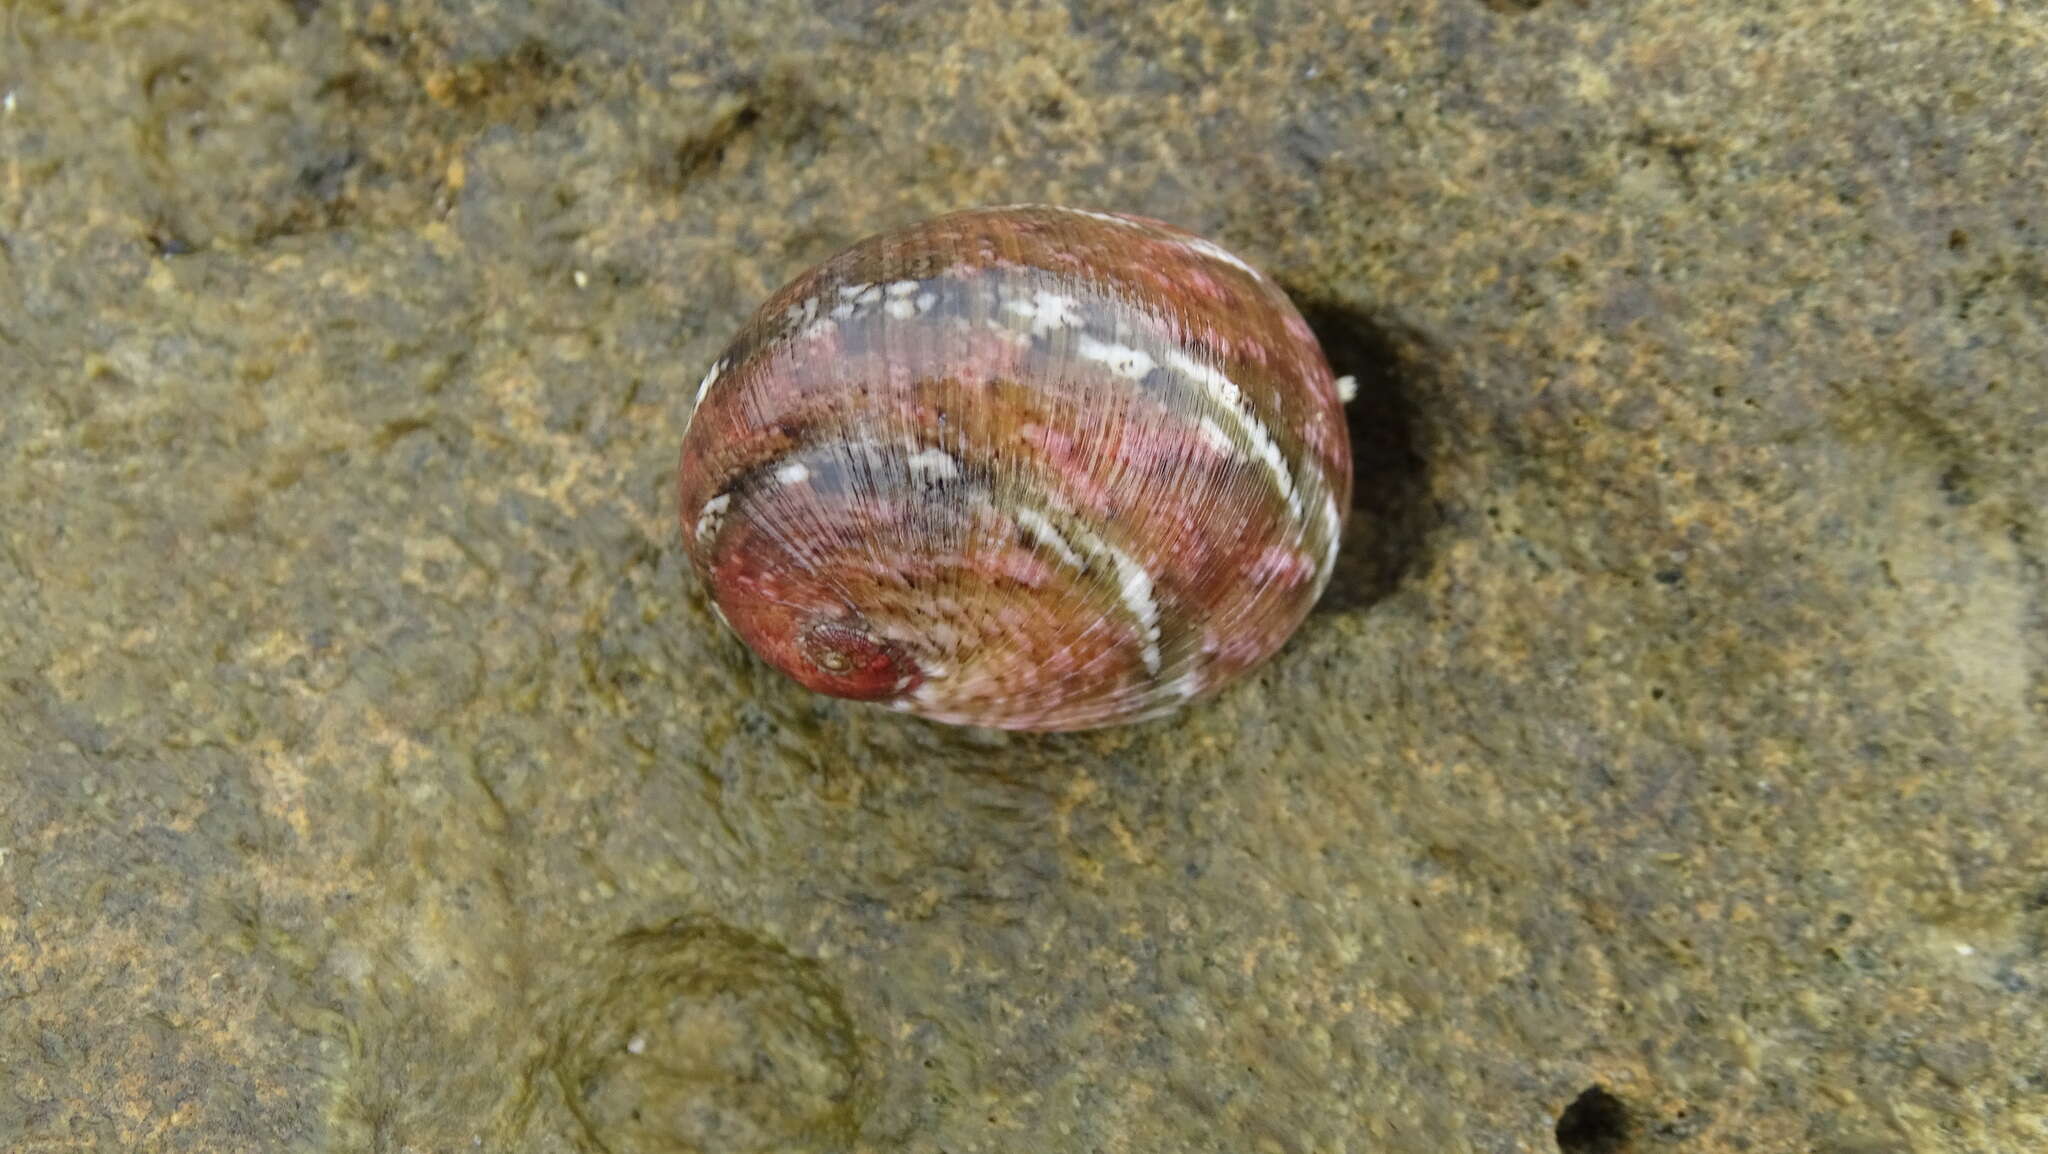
<box><xmin>0</xmin><ymin>1</ymin><xmax>2041</xmax><ymax>1151</ymax></box>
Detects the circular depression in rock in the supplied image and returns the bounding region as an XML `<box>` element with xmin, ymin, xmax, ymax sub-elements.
<box><xmin>552</xmin><ymin>919</ymin><xmax>866</xmax><ymax>1154</ymax></box>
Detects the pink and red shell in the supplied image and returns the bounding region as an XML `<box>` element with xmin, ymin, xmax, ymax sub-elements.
<box><xmin>678</xmin><ymin>205</ymin><xmax>1351</xmax><ymax>731</ymax></box>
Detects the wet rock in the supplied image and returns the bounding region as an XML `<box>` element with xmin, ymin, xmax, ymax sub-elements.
<box><xmin>0</xmin><ymin>1</ymin><xmax>2042</xmax><ymax>1151</ymax></box>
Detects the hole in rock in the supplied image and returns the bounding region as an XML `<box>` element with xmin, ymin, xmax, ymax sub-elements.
<box><xmin>1555</xmin><ymin>1085</ymin><xmax>1633</xmax><ymax>1154</ymax></box>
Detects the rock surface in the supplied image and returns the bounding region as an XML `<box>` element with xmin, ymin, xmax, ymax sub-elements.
<box><xmin>1</xmin><ymin>1</ymin><xmax>2043</xmax><ymax>1151</ymax></box>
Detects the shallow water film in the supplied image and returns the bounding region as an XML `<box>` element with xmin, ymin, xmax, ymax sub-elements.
<box><xmin>1</xmin><ymin>2</ymin><xmax>2044</xmax><ymax>1151</ymax></box>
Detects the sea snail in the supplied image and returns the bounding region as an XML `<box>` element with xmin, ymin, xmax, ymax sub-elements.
<box><xmin>678</xmin><ymin>205</ymin><xmax>1351</xmax><ymax>731</ymax></box>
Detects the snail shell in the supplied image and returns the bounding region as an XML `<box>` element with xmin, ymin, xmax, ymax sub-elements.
<box><xmin>679</xmin><ymin>205</ymin><xmax>1351</xmax><ymax>731</ymax></box>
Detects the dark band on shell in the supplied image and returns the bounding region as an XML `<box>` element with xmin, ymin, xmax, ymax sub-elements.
<box><xmin>678</xmin><ymin>205</ymin><xmax>1351</xmax><ymax>731</ymax></box>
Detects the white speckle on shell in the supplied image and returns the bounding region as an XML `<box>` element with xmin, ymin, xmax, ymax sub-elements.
<box><xmin>1165</xmin><ymin>348</ymin><xmax>1303</xmax><ymax>522</ymax></box>
<box><xmin>1177</xmin><ymin>234</ymin><xmax>1264</xmax><ymax>280</ymax></box>
<box><xmin>1114</xmin><ymin>553</ymin><xmax>1164</xmax><ymax>676</ymax></box>
<box><xmin>1062</xmin><ymin>519</ymin><xmax>1163</xmax><ymax>676</ymax></box>
<box><xmin>880</xmin><ymin>280</ymin><xmax>921</xmax><ymax>315</ymax></box>
<box><xmin>907</xmin><ymin>447</ymin><xmax>961</xmax><ymax>486</ymax></box>
<box><xmin>694</xmin><ymin>492</ymin><xmax>730</xmax><ymax>546</ymax></box>
<box><xmin>693</xmin><ymin>359</ymin><xmax>724</xmax><ymax>410</ymax></box>
<box><xmin>1197</xmin><ymin>416</ymin><xmax>1238</xmax><ymax>458</ymax></box>
<box><xmin>776</xmin><ymin>461</ymin><xmax>811</xmax><ymax>485</ymax></box>
<box><xmin>1014</xmin><ymin>506</ymin><xmax>1084</xmax><ymax>569</ymax></box>
<box><xmin>1028</xmin><ymin>204</ymin><xmax>1145</xmax><ymax>230</ymax></box>
<box><xmin>1075</xmin><ymin>334</ymin><xmax>1157</xmax><ymax>380</ymax></box>
<box><xmin>1006</xmin><ymin>289</ymin><xmax>1084</xmax><ymax>335</ymax></box>
<box><xmin>1319</xmin><ymin>494</ymin><xmax>1343</xmax><ymax>580</ymax></box>
<box><xmin>1336</xmin><ymin>374</ymin><xmax>1359</xmax><ymax>402</ymax></box>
